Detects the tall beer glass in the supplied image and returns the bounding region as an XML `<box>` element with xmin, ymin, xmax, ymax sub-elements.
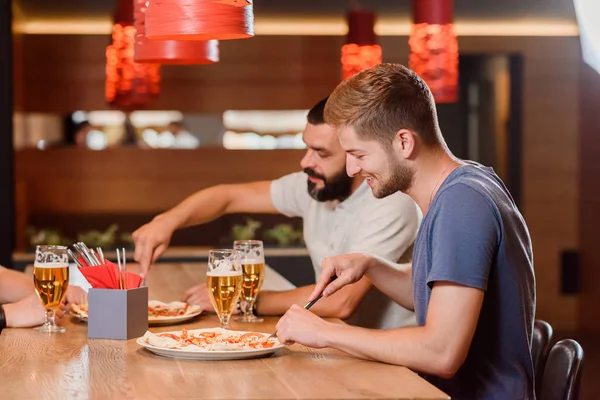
<box><xmin>233</xmin><ymin>240</ymin><xmax>265</xmax><ymax>323</ymax></box>
<box><xmin>206</xmin><ymin>249</ymin><xmax>242</xmax><ymax>329</ymax></box>
<box><xmin>33</xmin><ymin>245</ymin><xmax>69</xmax><ymax>333</ymax></box>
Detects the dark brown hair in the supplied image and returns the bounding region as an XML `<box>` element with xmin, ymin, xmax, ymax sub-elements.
<box><xmin>307</xmin><ymin>96</ymin><xmax>329</xmax><ymax>125</ymax></box>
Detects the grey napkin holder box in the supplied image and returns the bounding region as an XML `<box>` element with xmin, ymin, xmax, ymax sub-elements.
<box><xmin>88</xmin><ymin>286</ymin><xmax>148</xmax><ymax>340</ymax></box>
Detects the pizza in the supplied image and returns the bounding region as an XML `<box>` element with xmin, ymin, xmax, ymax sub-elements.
<box><xmin>141</xmin><ymin>328</ymin><xmax>280</xmax><ymax>351</ymax></box>
<box><xmin>147</xmin><ymin>300</ymin><xmax>202</xmax><ymax>319</ymax></box>
<box><xmin>71</xmin><ymin>303</ymin><xmax>88</xmax><ymax>318</ymax></box>
<box><xmin>71</xmin><ymin>301</ymin><xmax>201</xmax><ymax>320</ymax></box>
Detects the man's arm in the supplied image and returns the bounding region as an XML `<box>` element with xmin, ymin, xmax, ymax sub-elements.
<box><xmin>256</xmin><ymin>278</ymin><xmax>371</xmax><ymax>319</ymax></box>
<box><xmin>281</xmin><ymin>282</ymin><xmax>483</xmax><ymax>378</ymax></box>
<box><xmin>155</xmin><ymin>181</ymin><xmax>278</xmax><ymax>230</ymax></box>
<box><xmin>310</xmin><ymin>253</ymin><xmax>415</xmax><ymax>313</ymax></box>
<box><xmin>364</xmin><ymin>256</ymin><xmax>414</xmax><ymax>310</ymax></box>
<box><xmin>133</xmin><ymin>181</ymin><xmax>278</xmax><ymax>273</ymax></box>
<box><xmin>0</xmin><ymin>266</ymin><xmax>34</xmax><ymax>304</ymax></box>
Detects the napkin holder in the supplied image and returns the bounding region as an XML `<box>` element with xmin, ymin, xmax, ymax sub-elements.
<box><xmin>88</xmin><ymin>286</ymin><xmax>148</xmax><ymax>340</ymax></box>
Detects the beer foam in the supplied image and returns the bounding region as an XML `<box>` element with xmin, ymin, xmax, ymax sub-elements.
<box><xmin>33</xmin><ymin>262</ymin><xmax>69</xmax><ymax>268</ymax></box>
<box><xmin>206</xmin><ymin>270</ymin><xmax>242</xmax><ymax>277</ymax></box>
<box><xmin>207</xmin><ymin>259</ymin><xmax>242</xmax><ymax>276</ymax></box>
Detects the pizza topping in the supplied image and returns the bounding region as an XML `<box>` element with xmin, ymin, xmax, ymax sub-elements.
<box><xmin>143</xmin><ymin>329</ymin><xmax>280</xmax><ymax>351</ymax></box>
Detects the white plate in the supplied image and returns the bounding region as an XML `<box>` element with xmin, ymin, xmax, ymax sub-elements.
<box><xmin>148</xmin><ymin>310</ymin><xmax>202</xmax><ymax>326</ymax></box>
<box><xmin>136</xmin><ymin>328</ymin><xmax>285</xmax><ymax>361</ymax></box>
<box><xmin>69</xmin><ymin>302</ymin><xmax>203</xmax><ymax>326</ymax></box>
<box><xmin>70</xmin><ymin>312</ymin><xmax>88</xmax><ymax>322</ymax></box>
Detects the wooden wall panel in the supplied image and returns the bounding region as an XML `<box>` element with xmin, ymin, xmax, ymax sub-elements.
<box><xmin>15</xmin><ymin>148</ymin><xmax>304</xmax><ymax>214</ymax></box>
<box><xmin>20</xmin><ymin>35</ymin><xmax>341</xmax><ymax>112</ymax></box>
<box><xmin>15</xmin><ymin>34</ymin><xmax>583</xmax><ymax>330</ymax></box>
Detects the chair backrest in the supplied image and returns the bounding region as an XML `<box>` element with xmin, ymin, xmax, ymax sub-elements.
<box><xmin>532</xmin><ymin>319</ymin><xmax>554</xmax><ymax>397</ymax></box>
<box><xmin>539</xmin><ymin>339</ymin><xmax>584</xmax><ymax>400</ymax></box>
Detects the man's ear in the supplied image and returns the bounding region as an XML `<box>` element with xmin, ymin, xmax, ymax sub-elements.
<box><xmin>392</xmin><ymin>128</ymin><xmax>417</xmax><ymax>159</ymax></box>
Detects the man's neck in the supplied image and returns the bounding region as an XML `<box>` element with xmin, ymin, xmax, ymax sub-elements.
<box><xmin>406</xmin><ymin>149</ymin><xmax>460</xmax><ymax>216</ymax></box>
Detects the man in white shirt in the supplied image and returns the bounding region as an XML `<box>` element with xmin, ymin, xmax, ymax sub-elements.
<box><xmin>132</xmin><ymin>97</ymin><xmax>420</xmax><ymax>329</ymax></box>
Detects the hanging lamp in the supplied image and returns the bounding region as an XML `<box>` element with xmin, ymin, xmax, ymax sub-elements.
<box><xmin>106</xmin><ymin>0</ymin><xmax>161</xmax><ymax>108</ymax></box>
<box><xmin>408</xmin><ymin>0</ymin><xmax>459</xmax><ymax>103</ymax></box>
<box><xmin>341</xmin><ymin>7</ymin><xmax>382</xmax><ymax>80</ymax></box>
<box><xmin>134</xmin><ymin>0</ymin><xmax>219</xmax><ymax>64</ymax></box>
<box><xmin>145</xmin><ymin>0</ymin><xmax>254</xmax><ymax>41</ymax></box>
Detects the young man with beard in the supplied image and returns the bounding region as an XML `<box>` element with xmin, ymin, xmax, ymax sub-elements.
<box><xmin>274</xmin><ymin>65</ymin><xmax>536</xmax><ymax>400</ymax></box>
<box><xmin>132</xmin><ymin>97</ymin><xmax>420</xmax><ymax>329</ymax></box>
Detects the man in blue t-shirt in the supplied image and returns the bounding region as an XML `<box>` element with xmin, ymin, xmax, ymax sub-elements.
<box><xmin>274</xmin><ymin>63</ymin><xmax>536</xmax><ymax>400</ymax></box>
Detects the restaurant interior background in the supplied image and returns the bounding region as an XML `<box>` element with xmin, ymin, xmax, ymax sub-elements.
<box><xmin>2</xmin><ymin>0</ymin><xmax>600</xmax><ymax>369</ymax></box>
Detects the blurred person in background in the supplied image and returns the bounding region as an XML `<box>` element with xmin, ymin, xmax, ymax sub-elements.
<box><xmin>166</xmin><ymin>121</ymin><xmax>200</xmax><ymax>149</ymax></box>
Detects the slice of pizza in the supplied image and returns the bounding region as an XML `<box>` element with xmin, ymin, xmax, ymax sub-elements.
<box><xmin>71</xmin><ymin>303</ymin><xmax>89</xmax><ymax>318</ymax></box>
<box><xmin>148</xmin><ymin>300</ymin><xmax>202</xmax><ymax>318</ymax></box>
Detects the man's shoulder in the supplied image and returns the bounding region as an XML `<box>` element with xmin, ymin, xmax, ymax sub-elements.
<box><xmin>437</xmin><ymin>166</ymin><xmax>508</xmax><ymax>216</ymax></box>
<box><xmin>271</xmin><ymin>171</ymin><xmax>309</xmax><ymax>194</ymax></box>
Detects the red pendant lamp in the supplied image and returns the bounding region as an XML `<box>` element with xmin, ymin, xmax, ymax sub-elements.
<box><xmin>409</xmin><ymin>0</ymin><xmax>459</xmax><ymax>103</ymax></box>
<box><xmin>134</xmin><ymin>0</ymin><xmax>219</xmax><ymax>64</ymax></box>
<box><xmin>106</xmin><ymin>0</ymin><xmax>161</xmax><ymax>109</ymax></box>
<box><xmin>341</xmin><ymin>8</ymin><xmax>382</xmax><ymax>80</ymax></box>
<box><xmin>145</xmin><ymin>0</ymin><xmax>254</xmax><ymax>41</ymax></box>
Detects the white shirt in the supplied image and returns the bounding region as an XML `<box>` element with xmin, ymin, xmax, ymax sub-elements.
<box><xmin>270</xmin><ymin>171</ymin><xmax>421</xmax><ymax>329</ymax></box>
<box><xmin>171</xmin><ymin>130</ymin><xmax>200</xmax><ymax>149</ymax></box>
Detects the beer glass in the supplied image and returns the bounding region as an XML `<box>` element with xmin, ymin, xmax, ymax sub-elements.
<box><xmin>206</xmin><ymin>249</ymin><xmax>242</xmax><ymax>329</ymax></box>
<box><xmin>33</xmin><ymin>245</ymin><xmax>69</xmax><ymax>333</ymax></box>
<box><xmin>233</xmin><ymin>240</ymin><xmax>265</xmax><ymax>323</ymax></box>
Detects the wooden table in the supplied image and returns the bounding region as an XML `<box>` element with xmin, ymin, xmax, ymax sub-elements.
<box><xmin>0</xmin><ymin>263</ymin><xmax>449</xmax><ymax>400</ymax></box>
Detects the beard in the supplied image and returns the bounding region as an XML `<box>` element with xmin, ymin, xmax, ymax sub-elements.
<box><xmin>304</xmin><ymin>167</ymin><xmax>353</xmax><ymax>202</ymax></box>
<box><xmin>371</xmin><ymin>154</ymin><xmax>415</xmax><ymax>199</ymax></box>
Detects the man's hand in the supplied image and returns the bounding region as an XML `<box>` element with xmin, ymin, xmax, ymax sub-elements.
<box><xmin>4</xmin><ymin>293</ymin><xmax>66</xmax><ymax>328</ymax></box>
<box><xmin>64</xmin><ymin>286</ymin><xmax>87</xmax><ymax>306</ymax></box>
<box><xmin>182</xmin><ymin>283</ymin><xmax>215</xmax><ymax>312</ymax></box>
<box><xmin>275</xmin><ymin>304</ymin><xmax>336</xmax><ymax>348</ymax></box>
<box><xmin>132</xmin><ymin>216</ymin><xmax>177</xmax><ymax>277</ymax></box>
<box><xmin>310</xmin><ymin>253</ymin><xmax>373</xmax><ymax>301</ymax></box>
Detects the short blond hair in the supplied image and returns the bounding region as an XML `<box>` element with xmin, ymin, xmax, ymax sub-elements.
<box><xmin>324</xmin><ymin>63</ymin><xmax>442</xmax><ymax>147</ymax></box>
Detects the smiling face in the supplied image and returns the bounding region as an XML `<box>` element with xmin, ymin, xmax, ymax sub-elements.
<box><xmin>338</xmin><ymin>126</ymin><xmax>415</xmax><ymax>199</ymax></box>
<box><xmin>299</xmin><ymin>122</ymin><xmax>354</xmax><ymax>202</ymax></box>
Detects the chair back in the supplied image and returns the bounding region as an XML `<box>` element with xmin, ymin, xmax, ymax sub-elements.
<box><xmin>532</xmin><ymin>319</ymin><xmax>554</xmax><ymax>397</ymax></box>
<box><xmin>539</xmin><ymin>339</ymin><xmax>584</xmax><ymax>400</ymax></box>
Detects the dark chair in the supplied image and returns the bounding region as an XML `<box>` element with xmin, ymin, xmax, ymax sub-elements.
<box><xmin>532</xmin><ymin>320</ymin><xmax>554</xmax><ymax>397</ymax></box>
<box><xmin>539</xmin><ymin>339</ymin><xmax>584</xmax><ymax>400</ymax></box>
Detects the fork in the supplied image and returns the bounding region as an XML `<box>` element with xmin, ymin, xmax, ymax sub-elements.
<box><xmin>268</xmin><ymin>275</ymin><xmax>337</xmax><ymax>339</ymax></box>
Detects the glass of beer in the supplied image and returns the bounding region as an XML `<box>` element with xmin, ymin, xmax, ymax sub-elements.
<box><xmin>233</xmin><ymin>240</ymin><xmax>265</xmax><ymax>323</ymax></box>
<box><xmin>206</xmin><ymin>249</ymin><xmax>243</xmax><ymax>329</ymax></box>
<box><xmin>33</xmin><ymin>245</ymin><xmax>70</xmax><ymax>333</ymax></box>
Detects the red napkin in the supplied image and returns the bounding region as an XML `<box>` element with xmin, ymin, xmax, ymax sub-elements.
<box><xmin>78</xmin><ymin>258</ymin><xmax>143</xmax><ymax>290</ymax></box>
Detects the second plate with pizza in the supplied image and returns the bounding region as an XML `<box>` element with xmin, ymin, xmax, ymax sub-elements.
<box><xmin>70</xmin><ymin>300</ymin><xmax>203</xmax><ymax>326</ymax></box>
<box><xmin>147</xmin><ymin>300</ymin><xmax>203</xmax><ymax>326</ymax></box>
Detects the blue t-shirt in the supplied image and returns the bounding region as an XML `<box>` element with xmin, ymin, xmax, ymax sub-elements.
<box><xmin>412</xmin><ymin>162</ymin><xmax>536</xmax><ymax>400</ymax></box>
